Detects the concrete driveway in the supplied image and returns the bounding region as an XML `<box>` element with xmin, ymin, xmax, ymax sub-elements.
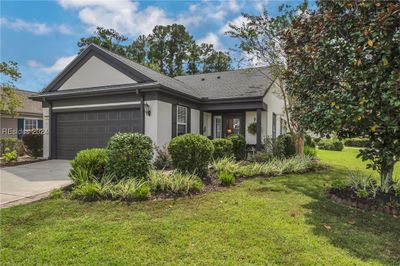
<box><xmin>0</xmin><ymin>160</ymin><xmax>71</xmax><ymax>208</ymax></box>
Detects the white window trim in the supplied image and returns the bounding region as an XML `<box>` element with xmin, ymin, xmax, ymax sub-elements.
<box><xmin>176</xmin><ymin>105</ymin><xmax>188</xmax><ymax>135</ymax></box>
<box><xmin>24</xmin><ymin>118</ymin><xmax>38</xmax><ymax>131</ymax></box>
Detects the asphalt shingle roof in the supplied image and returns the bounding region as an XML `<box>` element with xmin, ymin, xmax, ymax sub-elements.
<box><xmin>0</xmin><ymin>88</ymin><xmax>42</xmax><ymax>115</ymax></box>
<box><xmin>175</xmin><ymin>67</ymin><xmax>274</xmax><ymax>99</ymax></box>
<box><xmin>96</xmin><ymin>44</ymin><xmax>274</xmax><ymax>100</ymax></box>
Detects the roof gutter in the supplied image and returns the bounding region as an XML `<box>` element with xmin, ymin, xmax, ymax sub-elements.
<box><xmin>30</xmin><ymin>82</ymin><xmax>160</xmax><ymax>101</ymax></box>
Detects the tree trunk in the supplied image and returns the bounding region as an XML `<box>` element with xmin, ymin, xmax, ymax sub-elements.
<box><xmin>294</xmin><ymin>132</ymin><xmax>304</xmax><ymax>156</ymax></box>
<box><xmin>380</xmin><ymin>160</ymin><xmax>395</xmax><ymax>188</ymax></box>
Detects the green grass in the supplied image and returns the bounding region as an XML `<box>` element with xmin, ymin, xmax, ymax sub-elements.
<box><xmin>318</xmin><ymin>147</ymin><xmax>400</xmax><ymax>180</ymax></box>
<box><xmin>1</xmin><ymin>149</ymin><xmax>399</xmax><ymax>265</ymax></box>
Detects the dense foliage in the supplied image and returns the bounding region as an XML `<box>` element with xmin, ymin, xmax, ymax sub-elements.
<box><xmin>153</xmin><ymin>146</ymin><xmax>172</xmax><ymax>170</ymax></box>
<box><xmin>106</xmin><ymin>133</ymin><xmax>154</xmax><ymax>180</ymax></box>
<box><xmin>148</xmin><ymin>170</ymin><xmax>203</xmax><ymax>195</ymax></box>
<box><xmin>318</xmin><ymin>138</ymin><xmax>344</xmax><ymax>151</ymax></box>
<box><xmin>79</xmin><ymin>25</ymin><xmax>231</xmax><ymax>77</ymax></box>
<box><xmin>22</xmin><ymin>131</ymin><xmax>43</xmax><ymax>158</ymax></box>
<box><xmin>228</xmin><ymin>134</ymin><xmax>246</xmax><ymax>161</ymax></box>
<box><xmin>70</xmin><ymin>148</ymin><xmax>108</xmax><ymax>179</ymax></box>
<box><xmin>0</xmin><ymin>61</ymin><xmax>22</xmax><ymax>117</ymax></box>
<box><xmin>211</xmin><ymin>138</ymin><xmax>233</xmax><ymax>160</ymax></box>
<box><xmin>277</xmin><ymin>134</ymin><xmax>296</xmax><ymax>158</ymax></box>
<box><xmin>344</xmin><ymin>138</ymin><xmax>370</xmax><ymax>148</ymax></box>
<box><xmin>281</xmin><ymin>0</ymin><xmax>400</xmax><ymax>185</ymax></box>
<box><xmin>168</xmin><ymin>134</ymin><xmax>214</xmax><ymax>178</ymax></box>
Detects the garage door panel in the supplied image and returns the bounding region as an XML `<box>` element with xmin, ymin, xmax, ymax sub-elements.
<box><xmin>55</xmin><ymin>108</ymin><xmax>141</xmax><ymax>159</ymax></box>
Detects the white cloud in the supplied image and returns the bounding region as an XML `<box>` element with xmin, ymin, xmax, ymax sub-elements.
<box><xmin>28</xmin><ymin>55</ymin><xmax>76</xmax><ymax>73</ymax></box>
<box><xmin>0</xmin><ymin>17</ymin><xmax>73</xmax><ymax>35</ymax></box>
<box><xmin>42</xmin><ymin>55</ymin><xmax>77</xmax><ymax>73</ymax></box>
<box><xmin>198</xmin><ymin>32</ymin><xmax>222</xmax><ymax>50</ymax></box>
<box><xmin>58</xmin><ymin>0</ymin><xmax>174</xmax><ymax>36</ymax></box>
<box><xmin>219</xmin><ymin>15</ymin><xmax>248</xmax><ymax>34</ymax></box>
<box><xmin>57</xmin><ymin>0</ymin><xmax>244</xmax><ymax>37</ymax></box>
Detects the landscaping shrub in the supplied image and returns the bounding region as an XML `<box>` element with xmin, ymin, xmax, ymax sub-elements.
<box><xmin>250</xmin><ymin>150</ymin><xmax>274</xmax><ymax>163</ymax></box>
<box><xmin>318</xmin><ymin>138</ymin><xmax>344</xmax><ymax>151</ymax></box>
<box><xmin>2</xmin><ymin>148</ymin><xmax>17</xmax><ymax>162</ymax></box>
<box><xmin>113</xmin><ymin>179</ymin><xmax>150</xmax><ymax>200</ymax></box>
<box><xmin>277</xmin><ymin>134</ymin><xmax>296</xmax><ymax>158</ymax></box>
<box><xmin>70</xmin><ymin>148</ymin><xmax>107</xmax><ymax>179</ymax></box>
<box><xmin>153</xmin><ymin>146</ymin><xmax>172</xmax><ymax>170</ymax></box>
<box><xmin>213</xmin><ymin>156</ymin><xmax>317</xmax><ymax>178</ymax></box>
<box><xmin>70</xmin><ymin>182</ymin><xmax>101</xmax><ymax>201</ymax></box>
<box><xmin>218</xmin><ymin>171</ymin><xmax>235</xmax><ymax>186</ymax></box>
<box><xmin>70</xmin><ymin>173</ymin><xmax>150</xmax><ymax>202</ymax></box>
<box><xmin>0</xmin><ymin>138</ymin><xmax>17</xmax><ymax>155</ymax></box>
<box><xmin>212</xmin><ymin>138</ymin><xmax>233</xmax><ymax>160</ymax></box>
<box><xmin>228</xmin><ymin>134</ymin><xmax>246</xmax><ymax>160</ymax></box>
<box><xmin>168</xmin><ymin>134</ymin><xmax>214</xmax><ymax>178</ymax></box>
<box><xmin>304</xmin><ymin>146</ymin><xmax>317</xmax><ymax>157</ymax></box>
<box><xmin>22</xmin><ymin>130</ymin><xmax>43</xmax><ymax>157</ymax></box>
<box><xmin>148</xmin><ymin>170</ymin><xmax>204</xmax><ymax>195</ymax></box>
<box><xmin>344</xmin><ymin>138</ymin><xmax>370</xmax><ymax>148</ymax></box>
<box><xmin>0</xmin><ymin>138</ymin><xmax>25</xmax><ymax>156</ymax></box>
<box><xmin>106</xmin><ymin>133</ymin><xmax>154</xmax><ymax>180</ymax></box>
<box><xmin>69</xmin><ymin>167</ymin><xmax>95</xmax><ymax>185</ymax></box>
<box><xmin>304</xmin><ymin>134</ymin><xmax>316</xmax><ymax>148</ymax></box>
<box><xmin>15</xmin><ymin>140</ymin><xmax>25</xmax><ymax>156</ymax></box>
<box><xmin>212</xmin><ymin>157</ymin><xmax>241</xmax><ymax>176</ymax></box>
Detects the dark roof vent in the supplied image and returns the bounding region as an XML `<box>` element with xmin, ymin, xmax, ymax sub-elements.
<box><xmin>201</xmin><ymin>78</ymin><xmax>205</xmax><ymax>81</ymax></box>
<box><xmin>217</xmin><ymin>76</ymin><xmax>221</xmax><ymax>79</ymax></box>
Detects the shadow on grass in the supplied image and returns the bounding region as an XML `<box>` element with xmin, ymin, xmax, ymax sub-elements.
<box><xmin>276</xmin><ymin>168</ymin><xmax>400</xmax><ymax>265</ymax></box>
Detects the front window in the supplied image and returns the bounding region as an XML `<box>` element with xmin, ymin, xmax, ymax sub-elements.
<box><xmin>24</xmin><ymin>119</ymin><xmax>38</xmax><ymax>131</ymax></box>
<box><xmin>177</xmin><ymin>105</ymin><xmax>188</xmax><ymax>136</ymax></box>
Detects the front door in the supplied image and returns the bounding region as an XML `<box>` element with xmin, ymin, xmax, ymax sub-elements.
<box><xmin>223</xmin><ymin>113</ymin><xmax>244</xmax><ymax>137</ymax></box>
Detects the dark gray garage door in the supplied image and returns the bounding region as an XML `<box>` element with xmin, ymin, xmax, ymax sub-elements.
<box><xmin>55</xmin><ymin>109</ymin><xmax>141</xmax><ymax>159</ymax></box>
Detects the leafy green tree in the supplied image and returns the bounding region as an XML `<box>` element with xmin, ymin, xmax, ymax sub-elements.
<box><xmin>0</xmin><ymin>61</ymin><xmax>22</xmax><ymax>117</ymax></box>
<box><xmin>78</xmin><ymin>25</ymin><xmax>232</xmax><ymax>76</ymax></box>
<box><xmin>78</xmin><ymin>27</ymin><xmax>128</xmax><ymax>56</ymax></box>
<box><xmin>203</xmin><ymin>50</ymin><xmax>232</xmax><ymax>73</ymax></box>
<box><xmin>281</xmin><ymin>0</ymin><xmax>400</xmax><ymax>185</ymax></box>
<box><xmin>126</xmin><ymin>35</ymin><xmax>147</xmax><ymax>64</ymax></box>
<box><xmin>225</xmin><ymin>6</ymin><xmax>306</xmax><ymax>153</ymax></box>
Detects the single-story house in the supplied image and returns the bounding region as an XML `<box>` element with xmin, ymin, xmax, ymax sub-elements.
<box><xmin>1</xmin><ymin>88</ymin><xmax>43</xmax><ymax>139</ymax></box>
<box><xmin>32</xmin><ymin>44</ymin><xmax>287</xmax><ymax>159</ymax></box>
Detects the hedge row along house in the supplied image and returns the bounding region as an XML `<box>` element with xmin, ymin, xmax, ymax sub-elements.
<box><xmin>31</xmin><ymin>44</ymin><xmax>287</xmax><ymax>159</ymax></box>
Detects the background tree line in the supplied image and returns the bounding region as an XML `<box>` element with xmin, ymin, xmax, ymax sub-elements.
<box><xmin>78</xmin><ymin>24</ymin><xmax>232</xmax><ymax>77</ymax></box>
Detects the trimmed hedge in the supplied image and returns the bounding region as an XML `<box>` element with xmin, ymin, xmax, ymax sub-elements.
<box><xmin>318</xmin><ymin>138</ymin><xmax>344</xmax><ymax>151</ymax></box>
<box><xmin>277</xmin><ymin>134</ymin><xmax>296</xmax><ymax>158</ymax></box>
<box><xmin>22</xmin><ymin>130</ymin><xmax>43</xmax><ymax>157</ymax></box>
<box><xmin>344</xmin><ymin>138</ymin><xmax>369</xmax><ymax>147</ymax></box>
<box><xmin>228</xmin><ymin>134</ymin><xmax>246</xmax><ymax>161</ymax></box>
<box><xmin>212</xmin><ymin>138</ymin><xmax>233</xmax><ymax>160</ymax></box>
<box><xmin>70</xmin><ymin>148</ymin><xmax>108</xmax><ymax>179</ymax></box>
<box><xmin>168</xmin><ymin>134</ymin><xmax>214</xmax><ymax>178</ymax></box>
<box><xmin>106</xmin><ymin>133</ymin><xmax>154</xmax><ymax>180</ymax></box>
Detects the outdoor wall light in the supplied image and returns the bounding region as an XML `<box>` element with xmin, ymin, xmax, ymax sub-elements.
<box><xmin>144</xmin><ymin>103</ymin><xmax>151</xmax><ymax>116</ymax></box>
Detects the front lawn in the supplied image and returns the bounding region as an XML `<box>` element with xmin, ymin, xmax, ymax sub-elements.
<box><xmin>1</xmin><ymin>149</ymin><xmax>399</xmax><ymax>265</ymax></box>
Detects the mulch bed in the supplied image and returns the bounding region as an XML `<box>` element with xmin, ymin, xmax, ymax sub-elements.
<box><xmin>329</xmin><ymin>188</ymin><xmax>400</xmax><ymax>217</ymax></box>
<box><xmin>0</xmin><ymin>156</ymin><xmax>47</xmax><ymax>168</ymax></box>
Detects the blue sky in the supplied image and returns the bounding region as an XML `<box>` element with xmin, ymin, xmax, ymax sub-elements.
<box><xmin>1</xmin><ymin>0</ymin><xmax>304</xmax><ymax>92</ymax></box>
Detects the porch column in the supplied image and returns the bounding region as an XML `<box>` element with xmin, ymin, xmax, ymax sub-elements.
<box><xmin>200</xmin><ymin>111</ymin><xmax>204</xmax><ymax>135</ymax></box>
<box><xmin>256</xmin><ymin>108</ymin><xmax>262</xmax><ymax>150</ymax></box>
